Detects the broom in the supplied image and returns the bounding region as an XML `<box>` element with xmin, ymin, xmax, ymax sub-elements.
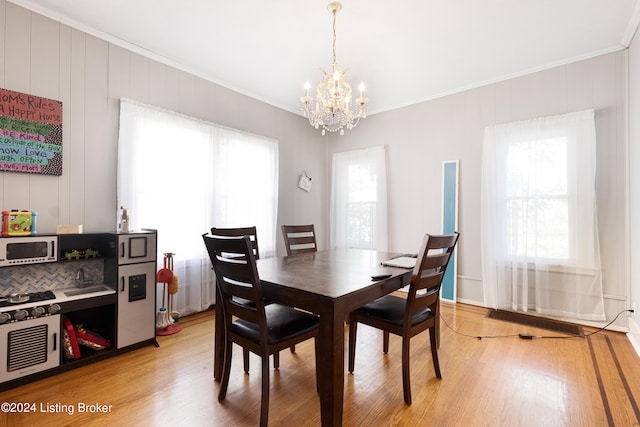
<box><xmin>168</xmin><ymin>273</ymin><xmax>179</xmax><ymax>322</ymax></box>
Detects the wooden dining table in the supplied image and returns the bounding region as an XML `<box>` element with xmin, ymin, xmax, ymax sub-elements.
<box><xmin>213</xmin><ymin>248</ymin><xmax>412</xmax><ymax>427</ymax></box>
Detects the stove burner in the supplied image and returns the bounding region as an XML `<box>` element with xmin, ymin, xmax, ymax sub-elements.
<box><xmin>0</xmin><ymin>290</ymin><xmax>56</xmax><ymax>308</ymax></box>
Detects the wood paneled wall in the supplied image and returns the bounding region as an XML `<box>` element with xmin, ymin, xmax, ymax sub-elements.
<box><xmin>0</xmin><ymin>1</ymin><xmax>328</xmax><ymax>256</ymax></box>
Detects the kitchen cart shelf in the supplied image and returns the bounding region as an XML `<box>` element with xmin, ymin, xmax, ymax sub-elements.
<box><xmin>59</xmin><ymin>255</ymin><xmax>105</xmax><ymax>262</ymax></box>
<box><xmin>58</xmin><ymin>233</ymin><xmax>111</xmax><ymax>262</ymax></box>
<box><xmin>61</xmin><ymin>345</ymin><xmax>118</xmax><ymax>367</ymax></box>
<box><xmin>61</xmin><ymin>293</ymin><xmax>116</xmax><ymax>311</ymax></box>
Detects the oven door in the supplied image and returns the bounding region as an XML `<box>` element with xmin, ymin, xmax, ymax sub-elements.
<box><xmin>0</xmin><ymin>314</ymin><xmax>60</xmax><ymax>383</ymax></box>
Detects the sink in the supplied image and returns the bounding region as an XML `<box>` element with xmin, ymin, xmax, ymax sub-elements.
<box><xmin>64</xmin><ymin>285</ymin><xmax>112</xmax><ymax>297</ymax></box>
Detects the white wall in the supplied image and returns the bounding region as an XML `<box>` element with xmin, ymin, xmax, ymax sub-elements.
<box><xmin>0</xmin><ymin>1</ymin><xmax>328</xmax><ymax>255</ymax></box>
<box><xmin>627</xmin><ymin>27</ymin><xmax>640</xmax><ymax>352</ymax></box>
<box><xmin>330</xmin><ymin>51</ymin><xmax>630</xmax><ymax>329</ymax></box>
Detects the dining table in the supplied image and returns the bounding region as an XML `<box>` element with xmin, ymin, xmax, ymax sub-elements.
<box><xmin>213</xmin><ymin>248</ymin><xmax>413</xmax><ymax>427</ymax></box>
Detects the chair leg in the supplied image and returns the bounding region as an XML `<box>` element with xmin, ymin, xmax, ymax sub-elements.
<box><xmin>260</xmin><ymin>352</ymin><xmax>270</xmax><ymax>427</ymax></box>
<box><xmin>290</xmin><ymin>345</ymin><xmax>296</xmax><ymax>353</ymax></box>
<box><xmin>243</xmin><ymin>349</ymin><xmax>250</xmax><ymax>374</ymax></box>
<box><xmin>214</xmin><ymin>290</ymin><xmax>225</xmax><ymax>381</ymax></box>
<box><xmin>430</xmin><ymin>327</ymin><xmax>442</xmax><ymax>379</ymax></box>
<box><xmin>314</xmin><ymin>336</ymin><xmax>320</xmax><ymax>393</ymax></box>
<box><xmin>218</xmin><ymin>339</ymin><xmax>234</xmax><ymax>401</ymax></box>
<box><xmin>273</xmin><ymin>351</ymin><xmax>280</xmax><ymax>370</ymax></box>
<box><xmin>348</xmin><ymin>318</ymin><xmax>358</xmax><ymax>373</ymax></box>
<box><xmin>383</xmin><ymin>331</ymin><xmax>390</xmax><ymax>353</ymax></box>
<box><xmin>435</xmin><ymin>306</ymin><xmax>441</xmax><ymax>349</ymax></box>
<box><xmin>401</xmin><ymin>336</ymin><xmax>412</xmax><ymax>405</ymax></box>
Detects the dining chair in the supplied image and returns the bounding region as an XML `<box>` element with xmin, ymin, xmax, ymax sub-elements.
<box><xmin>211</xmin><ymin>226</ymin><xmax>260</xmax><ymax>259</ymax></box>
<box><xmin>209</xmin><ymin>227</ymin><xmax>292</xmax><ymax>372</ymax></box>
<box><xmin>348</xmin><ymin>232</ymin><xmax>459</xmax><ymax>405</ymax></box>
<box><xmin>281</xmin><ymin>224</ymin><xmax>318</xmax><ymax>256</ymax></box>
<box><xmin>211</xmin><ymin>226</ymin><xmax>262</xmax><ymax>373</ymax></box>
<box><xmin>203</xmin><ymin>234</ymin><xmax>319</xmax><ymax>427</ymax></box>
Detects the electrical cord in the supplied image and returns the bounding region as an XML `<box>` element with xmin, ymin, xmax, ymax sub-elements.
<box><xmin>439</xmin><ymin>312</ymin><xmax>519</xmax><ymax>340</ymax></box>
<box><xmin>439</xmin><ymin>309</ymin><xmax>634</xmax><ymax>341</ymax></box>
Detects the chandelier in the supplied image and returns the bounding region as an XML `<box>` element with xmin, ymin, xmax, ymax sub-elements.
<box><xmin>300</xmin><ymin>2</ymin><xmax>368</xmax><ymax>136</ymax></box>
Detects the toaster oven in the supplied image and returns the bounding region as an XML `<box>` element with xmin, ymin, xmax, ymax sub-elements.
<box><xmin>0</xmin><ymin>235</ymin><xmax>58</xmax><ymax>267</ymax></box>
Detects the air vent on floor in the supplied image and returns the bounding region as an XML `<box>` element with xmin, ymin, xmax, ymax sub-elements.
<box><xmin>486</xmin><ymin>309</ymin><xmax>584</xmax><ymax>336</ymax></box>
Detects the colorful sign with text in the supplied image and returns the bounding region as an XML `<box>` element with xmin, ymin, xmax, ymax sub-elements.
<box><xmin>0</xmin><ymin>88</ymin><xmax>63</xmax><ymax>175</ymax></box>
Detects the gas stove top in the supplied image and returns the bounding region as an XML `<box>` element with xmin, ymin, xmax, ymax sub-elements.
<box><xmin>0</xmin><ymin>290</ymin><xmax>56</xmax><ymax>308</ymax></box>
<box><xmin>0</xmin><ymin>286</ymin><xmax>115</xmax><ymax>323</ymax></box>
<box><xmin>0</xmin><ymin>290</ymin><xmax>60</xmax><ymax>323</ymax></box>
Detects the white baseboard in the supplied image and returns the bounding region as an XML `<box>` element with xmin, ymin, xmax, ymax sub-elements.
<box><xmin>627</xmin><ymin>316</ymin><xmax>640</xmax><ymax>358</ymax></box>
<box><xmin>455</xmin><ymin>298</ymin><xmax>483</xmax><ymax>306</ymax></box>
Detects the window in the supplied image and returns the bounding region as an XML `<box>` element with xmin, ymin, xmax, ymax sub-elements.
<box><xmin>481</xmin><ymin>109</ymin><xmax>605</xmax><ymax>320</ymax></box>
<box><xmin>117</xmin><ymin>99</ymin><xmax>278</xmax><ymax>316</ymax></box>
<box><xmin>505</xmin><ymin>136</ymin><xmax>569</xmax><ymax>261</ymax></box>
<box><xmin>330</xmin><ymin>146</ymin><xmax>387</xmax><ymax>250</ymax></box>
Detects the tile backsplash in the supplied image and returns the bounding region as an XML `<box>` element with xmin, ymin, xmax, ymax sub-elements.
<box><xmin>0</xmin><ymin>260</ymin><xmax>105</xmax><ymax>295</ymax></box>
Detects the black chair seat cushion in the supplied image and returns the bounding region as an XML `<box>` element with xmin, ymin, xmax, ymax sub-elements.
<box><xmin>232</xmin><ymin>304</ymin><xmax>319</xmax><ymax>344</ymax></box>
<box><xmin>355</xmin><ymin>295</ymin><xmax>431</xmax><ymax>326</ymax></box>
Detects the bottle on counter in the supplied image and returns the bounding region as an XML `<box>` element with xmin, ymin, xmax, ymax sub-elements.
<box><xmin>119</xmin><ymin>206</ymin><xmax>129</xmax><ymax>233</ymax></box>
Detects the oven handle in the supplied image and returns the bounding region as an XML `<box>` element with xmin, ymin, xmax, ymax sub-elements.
<box><xmin>53</xmin><ymin>332</ymin><xmax>57</xmax><ymax>351</ymax></box>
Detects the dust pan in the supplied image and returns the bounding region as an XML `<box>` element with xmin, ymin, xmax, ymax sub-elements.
<box><xmin>156</xmin><ymin>256</ymin><xmax>173</xmax><ymax>283</ymax></box>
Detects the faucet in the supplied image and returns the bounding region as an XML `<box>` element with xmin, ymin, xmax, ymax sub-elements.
<box><xmin>75</xmin><ymin>268</ymin><xmax>85</xmax><ymax>288</ymax></box>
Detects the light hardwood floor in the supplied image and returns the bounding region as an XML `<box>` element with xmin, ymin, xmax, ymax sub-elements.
<box><xmin>1</xmin><ymin>302</ymin><xmax>639</xmax><ymax>426</ymax></box>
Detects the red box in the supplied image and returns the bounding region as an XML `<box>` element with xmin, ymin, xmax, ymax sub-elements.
<box><xmin>74</xmin><ymin>325</ymin><xmax>111</xmax><ymax>350</ymax></box>
<box><xmin>63</xmin><ymin>317</ymin><xmax>81</xmax><ymax>359</ymax></box>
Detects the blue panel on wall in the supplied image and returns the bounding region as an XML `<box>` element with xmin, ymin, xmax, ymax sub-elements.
<box><xmin>442</xmin><ymin>161</ymin><xmax>458</xmax><ymax>301</ymax></box>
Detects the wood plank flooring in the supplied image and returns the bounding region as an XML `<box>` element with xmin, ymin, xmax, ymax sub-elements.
<box><xmin>0</xmin><ymin>302</ymin><xmax>639</xmax><ymax>426</ymax></box>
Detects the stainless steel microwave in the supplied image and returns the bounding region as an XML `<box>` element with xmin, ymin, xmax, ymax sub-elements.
<box><xmin>0</xmin><ymin>236</ymin><xmax>58</xmax><ymax>267</ymax></box>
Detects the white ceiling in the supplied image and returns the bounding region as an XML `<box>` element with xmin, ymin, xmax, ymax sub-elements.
<box><xmin>9</xmin><ymin>0</ymin><xmax>640</xmax><ymax>115</ymax></box>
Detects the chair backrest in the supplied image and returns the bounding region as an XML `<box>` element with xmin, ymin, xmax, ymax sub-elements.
<box><xmin>211</xmin><ymin>226</ymin><xmax>260</xmax><ymax>259</ymax></box>
<box><xmin>202</xmin><ymin>234</ymin><xmax>266</xmax><ymax>334</ymax></box>
<box><xmin>405</xmin><ymin>232</ymin><xmax>460</xmax><ymax>321</ymax></box>
<box><xmin>281</xmin><ymin>224</ymin><xmax>317</xmax><ymax>256</ymax></box>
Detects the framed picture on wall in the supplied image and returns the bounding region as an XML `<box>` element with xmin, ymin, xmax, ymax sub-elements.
<box><xmin>0</xmin><ymin>88</ymin><xmax>63</xmax><ymax>176</ymax></box>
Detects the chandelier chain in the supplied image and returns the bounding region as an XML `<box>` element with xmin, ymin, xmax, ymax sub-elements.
<box><xmin>332</xmin><ymin>8</ymin><xmax>337</xmax><ymax>66</ymax></box>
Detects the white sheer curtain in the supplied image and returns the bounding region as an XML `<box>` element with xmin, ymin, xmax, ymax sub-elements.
<box><xmin>330</xmin><ymin>146</ymin><xmax>388</xmax><ymax>251</ymax></box>
<box><xmin>481</xmin><ymin>109</ymin><xmax>605</xmax><ymax>321</ymax></box>
<box><xmin>117</xmin><ymin>99</ymin><xmax>279</xmax><ymax>316</ymax></box>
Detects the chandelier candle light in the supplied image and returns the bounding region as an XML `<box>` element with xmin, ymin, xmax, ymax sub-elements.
<box><xmin>301</xmin><ymin>2</ymin><xmax>368</xmax><ymax>135</ymax></box>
